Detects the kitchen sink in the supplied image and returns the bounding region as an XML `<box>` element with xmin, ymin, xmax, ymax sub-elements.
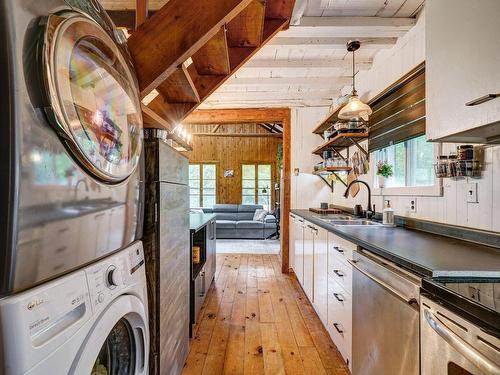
<box><xmin>317</xmin><ymin>215</ymin><xmax>353</xmax><ymax>221</ymax></box>
<box><xmin>329</xmin><ymin>219</ymin><xmax>382</xmax><ymax>226</ymax></box>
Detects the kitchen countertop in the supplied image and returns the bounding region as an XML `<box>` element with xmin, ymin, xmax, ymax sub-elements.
<box><xmin>291</xmin><ymin>209</ymin><xmax>500</xmax><ymax>277</ymax></box>
<box><xmin>190</xmin><ymin>213</ymin><xmax>216</xmax><ymax>232</ymax></box>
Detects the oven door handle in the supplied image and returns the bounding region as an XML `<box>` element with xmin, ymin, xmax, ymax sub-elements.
<box><xmin>424</xmin><ymin>309</ymin><xmax>500</xmax><ymax>375</ymax></box>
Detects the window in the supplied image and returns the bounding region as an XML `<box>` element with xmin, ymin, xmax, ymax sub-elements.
<box><xmin>242</xmin><ymin>164</ymin><xmax>272</xmax><ymax>210</ymax></box>
<box><xmin>189</xmin><ymin>164</ymin><xmax>216</xmax><ymax>208</ymax></box>
<box><xmin>374</xmin><ymin>135</ymin><xmax>435</xmax><ymax>188</ymax></box>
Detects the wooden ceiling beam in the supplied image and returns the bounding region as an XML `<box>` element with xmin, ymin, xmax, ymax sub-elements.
<box><xmin>227</xmin><ymin>0</ymin><xmax>265</xmax><ymax>48</ymax></box>
<box><xmin>265</xmin><ymin>0</ymin><xmax>295</xmax><ymax>29</ymax></box>
<box><xmin>185</xmin><ymin>108</ymin><xmax>290</xmax><ymax>124</ymax></box>
<box><xmin>191</xmin><ymin>27</ymin><xmax>231</xmax><ymax>76</ymax></box>
<box><xmin>266</xmin><ymin>36</ymin><xmax>397</xmax><ymax>49</ymax></box>
<box><xmin>127</xmin><ymin>0</ymin><xmax>253</xmax><ymax>96</ymax></box>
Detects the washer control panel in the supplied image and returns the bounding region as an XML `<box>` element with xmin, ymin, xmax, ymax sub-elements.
<box><xmin>86</xmin><ymin>241</ymin><xmax>144</xmax><ymax>312</ymax></box>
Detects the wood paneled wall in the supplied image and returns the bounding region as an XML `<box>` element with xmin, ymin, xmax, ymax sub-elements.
<box><xmin>185</xmin><ymin>124</ymin><xmax>282</xmax><ymax>204</ymax></box>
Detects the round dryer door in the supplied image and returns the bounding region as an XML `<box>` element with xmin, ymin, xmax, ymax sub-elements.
<box><xmin>43</xmin><ymin>12</ymin><xmax>143</xmax><ymax>183</ymax></box>
<box><xmin>72</xmin><ymin>295</ymin><xmax>149</xmax><ymax>374</ymax></box>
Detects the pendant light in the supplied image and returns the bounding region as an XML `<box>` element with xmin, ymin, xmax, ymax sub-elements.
<box><xmin>338</xmin><ymin>40</ymin><xmax>372</xmax><ymax>122</ymax></box>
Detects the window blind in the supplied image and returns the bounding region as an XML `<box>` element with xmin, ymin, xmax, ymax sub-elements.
<box><xmin>368</xmin><ymin>63</ymin><xmax>426</xmax><ymax>152</ymax></box>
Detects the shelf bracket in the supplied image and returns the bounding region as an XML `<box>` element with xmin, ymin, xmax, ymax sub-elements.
<box><xmin>332</xmin><ymin>172</ymin><xmax>348</xmax><ymax>187</ymax></box>
<box><xmin>349</xmin><ymin>137</ymin><xmax>369</xmax><ymax>159</ymax></box>
<box><xmin>317</xmin><ymin>174</ymin><xmax>334</xmax><ymax>192</ymax></box>
<box><xmin>331</xmin><ymin>148</ymin><xmax>347</xmax><ymax>161</ymax></box>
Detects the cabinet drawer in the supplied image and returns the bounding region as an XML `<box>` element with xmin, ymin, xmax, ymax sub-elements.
<box><xmin>328</xmin><ymin>278</ymin><xmax>352</xmax><ymax>367</ymax></box>
<box><xmin>328</xmin><ymin>233</ymin><xmax>356</xmax><ymax>265</ymax></box>
<box><xmin>328</xmin><ymin>256</ymin><xmax>352</xmax><ymax>295</ymax></box>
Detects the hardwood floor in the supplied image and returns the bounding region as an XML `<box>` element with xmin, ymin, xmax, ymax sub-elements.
<box><xmin>182</xmin><ymin>254</ymin><xmax>349</xmax><ymax>375</ymax></box>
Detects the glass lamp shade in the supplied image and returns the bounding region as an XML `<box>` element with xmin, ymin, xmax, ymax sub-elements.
<box><xmin>338</xmin><ymin>94</ymin><xmax>373</xmax><ymax>122</ymax></box>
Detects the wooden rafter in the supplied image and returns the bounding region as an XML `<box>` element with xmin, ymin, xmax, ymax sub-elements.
<box><xmin>133</xmin><ymin>0</ymin><xmax>295</xmax><ymax>130</ymax></box>
<box><xmin>212</xmin><ymin>124</ymin><xmax>221</xmax><ymax>133</ymax></box>
<box><xmin>191</xmin><ymin>27</ymin><xmax>231</xmax><ymax>76</ymax></box>
<box><xmin>193</xmin><ymin>132</ymin><xmax>282</xmax><ymax>138</ymax></box>
<box><xmin>127</xmin><ymin>0</ymin><xmax>253</xmax><ymax>96</ymax></box>
<box><xmin>135</xmin><ymin>0</ymin><xmax>148</xmax><ymax>28</ymax></box>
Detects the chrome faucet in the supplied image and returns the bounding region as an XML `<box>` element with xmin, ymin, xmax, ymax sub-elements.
<box><xmin>74</xmin><ymin>178</ymin><xmax>89</xmax><ymax>201</ymax></box>
<box><xmin>343</xmin><ymin>179</ymin><xmax>373</xmax><ymax>219</ymax></box>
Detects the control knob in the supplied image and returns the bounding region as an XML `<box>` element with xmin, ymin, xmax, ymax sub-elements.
<box><xmin>106</xmin><ymin>266</ymin><xmax>120</xmax><ymax>289</ymax></box>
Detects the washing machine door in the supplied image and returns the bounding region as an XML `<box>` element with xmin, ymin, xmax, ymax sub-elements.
<box><xmin>71</xmin><ymin>295</ymin><xmax>149</xmax><ymax>375</ymax></box>
<box><xmin>42</xmin><ymin>12</ymin><xmax>143</xmax><ymax>183</ymax></box>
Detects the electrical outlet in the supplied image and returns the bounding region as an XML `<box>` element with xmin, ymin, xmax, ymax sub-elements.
<box><xmin>409</xmin><ymin>198</ymin><xmax>417</xmax><ymax>213</ymax></box>
<box><xmin>466</xmin><ymin>182</ymin><xmax>478</xmax><ymax>203</ymax></box>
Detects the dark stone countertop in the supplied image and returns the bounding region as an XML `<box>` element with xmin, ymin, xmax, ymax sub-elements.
<box><xmin>291</xmin><ymin>209</ymin><xmax>500</xmax><ymax>278</ymax></box>
<box><xmin>190</xmin><ymin>213</ymin><xmax>216</xmax><ymax>232</ymax></box>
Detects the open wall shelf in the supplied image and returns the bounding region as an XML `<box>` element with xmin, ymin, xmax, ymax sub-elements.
<box><xmin>312</xmin><ymin>132</ymin><xmax>369</xmax><ymax>158</ymax></box>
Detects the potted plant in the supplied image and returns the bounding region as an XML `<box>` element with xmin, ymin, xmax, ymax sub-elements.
<box><xmin>376</xmin><ymin>160</ymin><xmax>393</xmax><ymax>188</ymax></box>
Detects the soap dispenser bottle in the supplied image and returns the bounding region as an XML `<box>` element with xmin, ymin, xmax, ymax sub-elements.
<box><xmin>382</xmin><ymin>200</ymin><xmax>395</xmax><ymax>226</ymax></box>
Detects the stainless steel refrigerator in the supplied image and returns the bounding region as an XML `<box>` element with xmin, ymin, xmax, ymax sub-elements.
<box><xmin>143</xmin><ymin>130</ymin><xmax>190</xmax><ymax>375</ymax></box>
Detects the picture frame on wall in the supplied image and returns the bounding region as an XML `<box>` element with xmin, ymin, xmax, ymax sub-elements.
<box><xmin>224</xmin><ymin>169</ymin><xmax>234</xmax><ymax>177</ymax></box>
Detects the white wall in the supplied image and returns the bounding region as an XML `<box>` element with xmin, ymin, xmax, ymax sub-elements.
<box><xmin>290</xmin><ymin>107</ymin><xmax>332</xmax><ymax>209</ymax></box>
<box><xmin>295</xmin><ymin>9</ymin><xmax>500</xmax><ymax>233</ymax></box>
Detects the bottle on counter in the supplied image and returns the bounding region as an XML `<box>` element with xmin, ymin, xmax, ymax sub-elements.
<box><xmin>382</xmin><ymin>200</ymin><xmax>395</xmax><ymax>226</ymax></box>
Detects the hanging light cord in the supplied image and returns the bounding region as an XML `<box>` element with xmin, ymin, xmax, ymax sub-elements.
<box><xmin>352</xmin><ymin>48</ymin><xmax>356</xmax><ymax>94</ymax></box>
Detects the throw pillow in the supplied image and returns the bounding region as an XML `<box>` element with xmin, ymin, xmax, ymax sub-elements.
<box><xmin>253</xmin><ymin>209</ymin><xmax>268</xmax><ymax>222</ymax></box>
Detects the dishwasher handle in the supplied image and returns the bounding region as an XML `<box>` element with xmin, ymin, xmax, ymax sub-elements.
<box><xmin>348</xmin><ymin>258</ymin><xmax>418</xmax><ymax>306</ymax></box>
<box><xmin>424</xmin><ymin>309</ymin><xmax>500</xmax><ymax>375</ymax></box>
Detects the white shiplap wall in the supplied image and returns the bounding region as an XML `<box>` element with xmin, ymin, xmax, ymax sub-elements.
<box><xmin>301</xmin><ymin>9</ymin><xmax>500</xmax><ymax>233</ymax></box>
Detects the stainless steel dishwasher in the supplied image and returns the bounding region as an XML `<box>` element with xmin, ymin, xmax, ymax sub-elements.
<box><xmin>348</xmin><ymin>249</ymin><xmax>421</xmax><ymax>375</ymax></box>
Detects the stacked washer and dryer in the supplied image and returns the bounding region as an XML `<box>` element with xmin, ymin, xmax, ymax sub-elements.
<box><xmin>0</xmin><ymin>0</ymin><xmax>149</xmax><ymax>374</ymax></box>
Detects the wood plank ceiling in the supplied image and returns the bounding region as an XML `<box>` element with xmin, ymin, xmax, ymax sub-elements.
<box><xmin>199</xmin><ymin>0</ymin><xmax>424</xmax><ymax>108</ymax></box>
<box><xmin>99</xmin><ymin>0</ymin><xmax>296</xmax><ymax>130</ymax></box>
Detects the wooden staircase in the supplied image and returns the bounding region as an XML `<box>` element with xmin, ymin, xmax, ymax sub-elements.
<box><xmin>123</xmin><ymin>0</ymin><xmax>296</xmax><ymax>130</ymax></box>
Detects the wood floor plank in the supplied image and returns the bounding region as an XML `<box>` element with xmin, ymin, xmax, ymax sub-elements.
<box><xmin>260</xmin><ymin>323</ymin><xmax>286</xmax><ymax>375</ymax></box>
<box><xmin>182</xmin><ymin>254</ymin><xmax>348</xmax><ymax>375</ymax></box>
<box><xmin>244</xmin><ymin>320</ymin><xmax>265</xmax><ymax>375</ymax></box>
<box><xmin>257</xmin><ymin>278</ymin><xmax>275</xmax><ymax>323</ymax></box>
<box><xmin>299</xmin><ymin>347</ymin><xmax>328</xmax><ymax>375</ymax></box>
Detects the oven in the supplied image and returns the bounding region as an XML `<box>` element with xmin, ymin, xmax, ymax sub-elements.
<box><xmin>421</xmin><ymin>295</ymin><xmax>500</xmax><ymax>375</ymax></box>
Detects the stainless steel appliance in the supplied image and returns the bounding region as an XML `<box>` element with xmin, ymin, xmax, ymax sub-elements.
<box><xmin>420</xmin><ymin>277</ymin><xmax>500</xmax><ymax>375</ymax></box>
<box><xmin>0</xmin><ymin>0</ymin><xmax>144</xmax><ymax>296</ymax></box>
<box><xmin>421</xmin><ymin>295</ymin><xmax>500</xmax><ymax>374</ymax></box>
<box><xmin>349</xmin><ymin>249</ymin><xmax>421</xmax><ymax>374</ymax></box>
<box><xmin>143</xmin><ymin>130</ymin><xmax>190</xmax><ymax>375</ymax></box>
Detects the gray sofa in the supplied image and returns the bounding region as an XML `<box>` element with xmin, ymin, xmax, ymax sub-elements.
<box><xmin>202</xmin><ymin>204</ymin><xmax>277</xmax><ymax>239</ymax></box>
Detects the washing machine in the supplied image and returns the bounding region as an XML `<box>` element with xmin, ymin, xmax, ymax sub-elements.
<box><xmin>0</xmin><ymin>241</ymin><xmax>149</xmax><ymax>375</ymax></box>
<box><xmin>0</xmin><ymin>0</ymin><xmax>144</xmax><ymax>297</ymax></box>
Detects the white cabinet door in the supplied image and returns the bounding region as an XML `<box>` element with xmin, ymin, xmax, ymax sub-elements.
<box><xmin>302</xmin><ymin>221</ymin><xmax>315</xmax><ymax>302</ymax></box>
<box><xmin>294</xmin><ymin>217</ymin><xmax>305</xmax><ymax>285</ymax></box>
<box><xmin>313</xmin><ymin>226</ymin><xmax>328</xmax><ymax>326</ymax></box>
<box><xmin>426</xmin><ymin>0</ymin><xmax>500</xmax><ymax>141</ymax></box>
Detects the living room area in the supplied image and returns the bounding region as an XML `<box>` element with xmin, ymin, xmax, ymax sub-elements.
<box><xmin>185</xmin><ymin>120</ymin><xmax>283</xmax><ymax>255</ymax></box>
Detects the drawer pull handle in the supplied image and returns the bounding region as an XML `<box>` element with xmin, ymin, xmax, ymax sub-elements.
<box><xmin>58</xmin><ymin>228</ymin><xmax>69</xmax><ymax>234</ymax></box>
<box><xmin>333</xmin><ymin>293</ymin><xmax>344</xmax><ymax>302</ymax></box>
<box><xmin>465</xmin><ymin>93</ymin><xmax>500</xmax><ymax>106</ymax></box>
<box><xmin>55</xmin><ymin>246</ymin><xmax>67</xmax><ymax>254</ymax></box>
<box><xmin>333</xmin><ymin>323</ymin><xmax>344</xmax><ymax>334</ymax></box>
<box><xmin>333</xmin><ymin>269</ymin><xmax>344</xmax><ymax>278</ymax></box>
<box><xmin>333</xmin><ymin>246</ymin><xmax>344</xmax><ymax>254</ymax></box>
